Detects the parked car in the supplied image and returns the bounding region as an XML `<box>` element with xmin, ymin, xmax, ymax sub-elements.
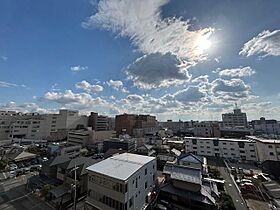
<box><xmin>9</xmin><ymin>164</ymin><xmax>18</xmax><ymax>171</ymax></box>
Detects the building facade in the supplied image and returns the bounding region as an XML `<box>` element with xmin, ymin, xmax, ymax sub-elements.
<box><xmin>222</xmin><ymin>107</ymin><xmax>248</xmax><ymax>128</ymax></box>
<box><xmin>251</xmin><ymin>117</ymin><xmax>280</xmax><ymax>135</ymax></box>
<box><xmin>86</xmin><ymin>153</ymin><xmax>157</xmax><ymax>210</ymax></box>
<box><xmin>115</xmin><ymin>114</ymin><xmax>156</xmax><ymax>137</ymax></box>
<box><xmin>185</xmin><ymin>137</ymin><xmax>257</xmax><ymax>161</ymax></box>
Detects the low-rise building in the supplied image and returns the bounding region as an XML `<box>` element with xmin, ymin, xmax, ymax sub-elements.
<box><xmin>103</xmin><ymin>138</ymin><xmax>136</xmax><ymax>153</ymax></box>
<box><xmin>185</xmin><ymin>137</ymin><xmax>257</xmax><ymax>161</ymax></box>
<box><xmin>251</xmin><ymin>117</ymin><xmax>280</xmax><ymax>135</ymax></box>
<box><xmin>247</xmin><ymin>136</ymin><xmax>280</xmax><ymax>162</ymax></box>
<box><xmin>67</xmin><ymin>128</ymin><xmax>115</xmax><ymax>146</ymax></box>
<box><xmin>160</xmin><ymin>155</ymin><xmax>218</xmax><ymax>210</ymax></box>
<box><xmin>86</xmin><ymin>153</ymin><xmax>157</xmax><ymax>210</ymax></box>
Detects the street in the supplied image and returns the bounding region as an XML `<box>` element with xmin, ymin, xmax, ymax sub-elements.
<box><xmin>0</xmin><ymin>173</ymin><xmax>54</xmax><ymax>210</ymax></box>
<box><xmin>219</xmin><ymin>166</ymin><xmax>248</xmax><ymax>210</ymax></box>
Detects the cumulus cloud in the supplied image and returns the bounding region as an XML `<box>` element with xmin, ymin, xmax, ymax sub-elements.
<box><xmin>240</xmin><ymin>29</ymin><xmax>280</xmax><ymax>57</ymax></box>
<box><xmin>70</xmin><ymin>65</ymin><xmax>88</xmax><ymax>72</ymax></box>
<box><xmin>0</xmin><ymin>102</ymin><xmax>50</xmax><ymax>114</ymax></box>
<box><xmin>83</xmin><ymin>0</ymin><xmax>213</xmax><ymax>89</ymax></box>
<box><xmin>172</xmin><ymin>86</ymin><xmax>207</xmax><ymax>104</ymax></box>
<box><xmin>125</xmin><ymin>53</ymin><xmax>191</xmax><ymax>89</ymax></box>
<box><xmin>75</xmin><ymin>80</ymin><xmax>103</xmax><ymax>92</ymax></box>
<box><xmin>42</xmin><ymin>90</ymin><xmax>106</xmax><ymax>106</ymax></box>
<box><xmin>218</xmin><ymin>66</ymin><xmax>256</xmax><ymax>78</ymax></box>
<box><xmin>106</xmin><ymin>79</ymin><xmax>129</xmax><ymax>93</ymax></box>
<box><xmin>126</xmin><ymin>94</ymin><xmax>144</xmax><ymax>102</ymax></box>
<box><xmin>192</xmin><ymin>75</ymin><xmax>209</xmax><ymax>84</ymax></box>
<box><xmin>211</xmin><ymin>78</ymin><xmax>253</xmax><ymax>101</ymax></box>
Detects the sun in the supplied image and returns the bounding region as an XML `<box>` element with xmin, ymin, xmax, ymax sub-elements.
<box><xmin>194</xmin><ymin>35</ymin><xmax>212</xmax><ymax>56</ymax></box>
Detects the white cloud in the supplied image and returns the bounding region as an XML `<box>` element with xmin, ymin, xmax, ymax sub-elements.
<box><xmin>125</xmin><ymin>53</ymin><xmax>191</xmax><ymax>89</ymax></box>
<box><xmin>240</xmin><ymin>29</ymin><xmax>280</xmax><ymax>57</ymax></box>
<box><xmin>75</xmin><ymin>80</ymin><xmax>103</xmax><ymax>92</ymax></box>
<box><xmin>126</xmin><ymin>94</ymin><xmax>144</xmax><ymax>102</ymax></box>
<box><xmin>70</xmin><ymin>65</ymin><xmax>88</xmax><ymax>72</ymax></box>
<box><xmin>0</xmin><ymin>81</ymin><xmax>26</xmax><ymax>88</ymax></box>
<box><xmin>82</xmin><ymin>0</ymin><xmax>213</xmax><ymax>61</ymax></box>
<box><xmin>42</xmin><ymin>90</ymin><xmax>107</xmax><ymax>107</ymax></box>
<box><xmin>192</xmin><ymin>75</ymin><xmax>209</xmax><ymax>84</ymax></box>
<box><xmin>0</xmin><ymin>102</ymin><xmax>50</xmax><ymax>114</ymax></box>
<box><xmin>211</xmin><ymin>78</ymin><xmax>253</xmax><ymax>101</ymax></box>
<box><xmin>83</xmin><ymin>0</ymin><xmax>214</xmax><ymax>90</ymax></box>
<box><xmin>106</xmin><ymin>79</ymin><xmax>129</xmax><ymax>93</ymax></box>
<box><xmin>172</xmin><ymin>86</ymin><xmax>207</xmax><ymax>104</ymax></box>
<box><xmin>218</xmin><ymin>66</ymin><xmax>256</xmax><ymax>78</ymax></box>
<box><xmin>1</xmin><ymin>56</ymin><xmax>8</xmax><ymax>61</ymax></box>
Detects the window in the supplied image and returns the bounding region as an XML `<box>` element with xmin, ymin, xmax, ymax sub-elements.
<box><xmin>129</xmin><ymin>197</ymin><xmax>133</xmax><ymax>207</ymax></box>
<box><xmin>269</xmin><ymin>152</ymin><xmax>274</xmax><ymax>156</ymax></box>
<box><xmin>145</xmin><ymin>182</ymin><xmax>147</xmax><ymax>189</ymax></box>
<box><xmin>145</xmin><ymin>168</ymin><xmax>147</xmax><ymax>175</ymax></box>
<box><xmin>268</xmin><ymin>145</ymin><xmax>273</xmax><ymax>148</ymax></box>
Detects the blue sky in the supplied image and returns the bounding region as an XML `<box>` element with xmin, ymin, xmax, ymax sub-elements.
<box><xmin>0</xmin><ymin>0</ymin><xmax>280</xmax><ymax>121</ymax></box>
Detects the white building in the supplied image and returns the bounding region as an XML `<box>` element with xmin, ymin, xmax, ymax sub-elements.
<box><xmin>222</xmin><ymin>107</ymin><xmax>248</xmax><ymax>128</ymax></box>
<box><xmin>246</xmin><ymin>136</ymin><xmax>280</xmax><ymax>162</ymax></box>
<box><xmin>86</xmin><ymin>153</ymin><xmax>157</xmax><ymax>210</ymax></box>
<box><xmin>67</xmin><ymin>128</ymin><xmax>115</xmax><ymax>146</ymax></box>
<box><xmin>193</xmin><ymin>121</ymin><xmax>221</xmax><ymax>137</ymax></box>
<box><xmin>0</xmin><ymin>109</ymin><xmax>88</xmax><ymax>141</ymax></box>
<box><xmin>185</xmin><ymin>137</ymin><xmax>257</xmax><ymax>161</ymax></box>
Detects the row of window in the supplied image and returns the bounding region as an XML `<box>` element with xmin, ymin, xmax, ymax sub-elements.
<box><xmin>89</xmin><ymin>174</ymin><xmax>128</xmax><ymax>194</ymax></box>
<box><xmin>88</xmin><ymin>190</ymin><xmax>128</xmax><ymax>210</ymax></box>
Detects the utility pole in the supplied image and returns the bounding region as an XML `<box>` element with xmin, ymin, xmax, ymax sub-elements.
<box><xmin>74</xmin><ymin>158</ymin><xmax>77</xmax><ymax>210</ymax></box>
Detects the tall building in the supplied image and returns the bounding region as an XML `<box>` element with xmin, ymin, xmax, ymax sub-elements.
<box><xmin>0</xmin><ymin>109</ymin><xmax>88</xmax><ymax>141</ymax></box>
<box><xmin>115</xmin><ymin>114</ymin><xmax>156</xmax><ymax>136</ymax></box>
<box><xmin>86</xmin><ymin>153</ymin><xmax>157</xmax><ymax>210</ymax></box>
<box><xmin>88</xmin><ymin>112</ymin><xmax>112</xmax><ymax>131</ymax></box>
<box><xmin>222</xmin><ymin>105</ymin><xmax>248</xmax><ymax>128</ymax></box>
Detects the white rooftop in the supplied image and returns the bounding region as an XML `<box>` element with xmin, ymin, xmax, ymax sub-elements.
<box><xmin>184</xmin><ymin>136</ymin><xmax>254</xmax><ymax>143</ymax></box>
<box><xmin>86</xmin><ymin>153</ymin><xmax>155</xmax><ymax>181</ymax></box>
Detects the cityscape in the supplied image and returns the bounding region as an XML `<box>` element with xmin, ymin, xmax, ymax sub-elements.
<box><xmin>1</xmin><ymin>0</ymin><xmax>280</xmax><ymax>210</ymax></box>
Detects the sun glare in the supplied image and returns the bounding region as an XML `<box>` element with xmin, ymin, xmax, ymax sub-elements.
<box><xmin>194</xmin><ymin>35</ymin><xmax>212</xmax><ymax>56</ymax></box>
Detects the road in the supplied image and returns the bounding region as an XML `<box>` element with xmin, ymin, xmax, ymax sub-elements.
<box><xmin>219</xmin><ymin>166</ymin><xmax>248</xmax><ymax>210</ymax></box>
<box><xmin>0</xmin><ymin>173</ymin><xmax>54</xmax><ymax>210</ymax></box>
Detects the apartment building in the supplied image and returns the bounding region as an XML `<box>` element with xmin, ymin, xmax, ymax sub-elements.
<box><xmin>246</xmin><ymin>136</ymin><xmax>280</xmax><ymax>162</ymax></box>
<box><xmin>86</xmin><ymin>153</ymin><xmax>157</xmax><ymax>210</ymax></box>
<box><xmin>67</xmin><ymin>128</ymin><xmax>115</xmax><ymax>146</ymax></box>
<box><xmin>251</xmin><ymin>117</ymin><xmax>280</xmax><ymax>135</ymax></box>
<box><xmin>0</xmin><ymin>109</ymin><xmax>88</xmax><ymax>141</ymax></box>
<box><xmin>115</xmin><ymin>114</ymin><xmax>156</xmax><ymax>136</ymax></box>
<box><xmin>222</xmin><ymin>107</ymin><xmax>248</xmax><ymax>128</ymax></box>
<box><xmin>103</xmin><ymin>138</ymin><xmax>136</xmax><ymax>153</ymax></box>
<box><xmin>193</xmin><ymin>121</ymin><xmax>221</xmax><ymax>137</ymax></box>
<box><xmin>184</xmin><ymin>137</ymin><xmax>257</xmax><ymax>161</ymax></box>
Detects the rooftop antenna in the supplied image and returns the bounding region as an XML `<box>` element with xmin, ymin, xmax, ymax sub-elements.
<box><xmin>235</xmin><ymin>102</ymin><xmax>238</xmax><ymax>109</ymax></box>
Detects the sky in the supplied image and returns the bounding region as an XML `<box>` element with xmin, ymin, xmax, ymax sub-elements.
<box><xmin>0</xmin><ymin>0</ymin><xmax>280</xmax><ymax>121</ymax></box>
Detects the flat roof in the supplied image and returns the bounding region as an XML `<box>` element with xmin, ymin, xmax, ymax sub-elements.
<box><xmin>86</xmin><ymin>153</ymin><xmax>155</xmax><ymax>181</ymax></box>
<box><xmin>184</xmin><ymin>137</ymin><xmax>254</xmax><ymax>143</ymax></box>
<box><xmin>246</xmin><ymin>136</ymin><xmax>280</xmax><ymax>144</ymax></box>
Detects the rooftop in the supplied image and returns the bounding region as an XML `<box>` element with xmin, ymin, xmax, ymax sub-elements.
<box><xmin>163</xmin><ymin>164</ymin><xmax>201</xmax><ymax>184</ymax></box>
<box><xmin>86</xmin><ymin>153</ymin><xmax>155</xmax><ymax>181</ymax></box>
<box><xmin>184</xmin><ymin>136</ymin><xmax>254</xmax><ymax>143</ymax></box>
